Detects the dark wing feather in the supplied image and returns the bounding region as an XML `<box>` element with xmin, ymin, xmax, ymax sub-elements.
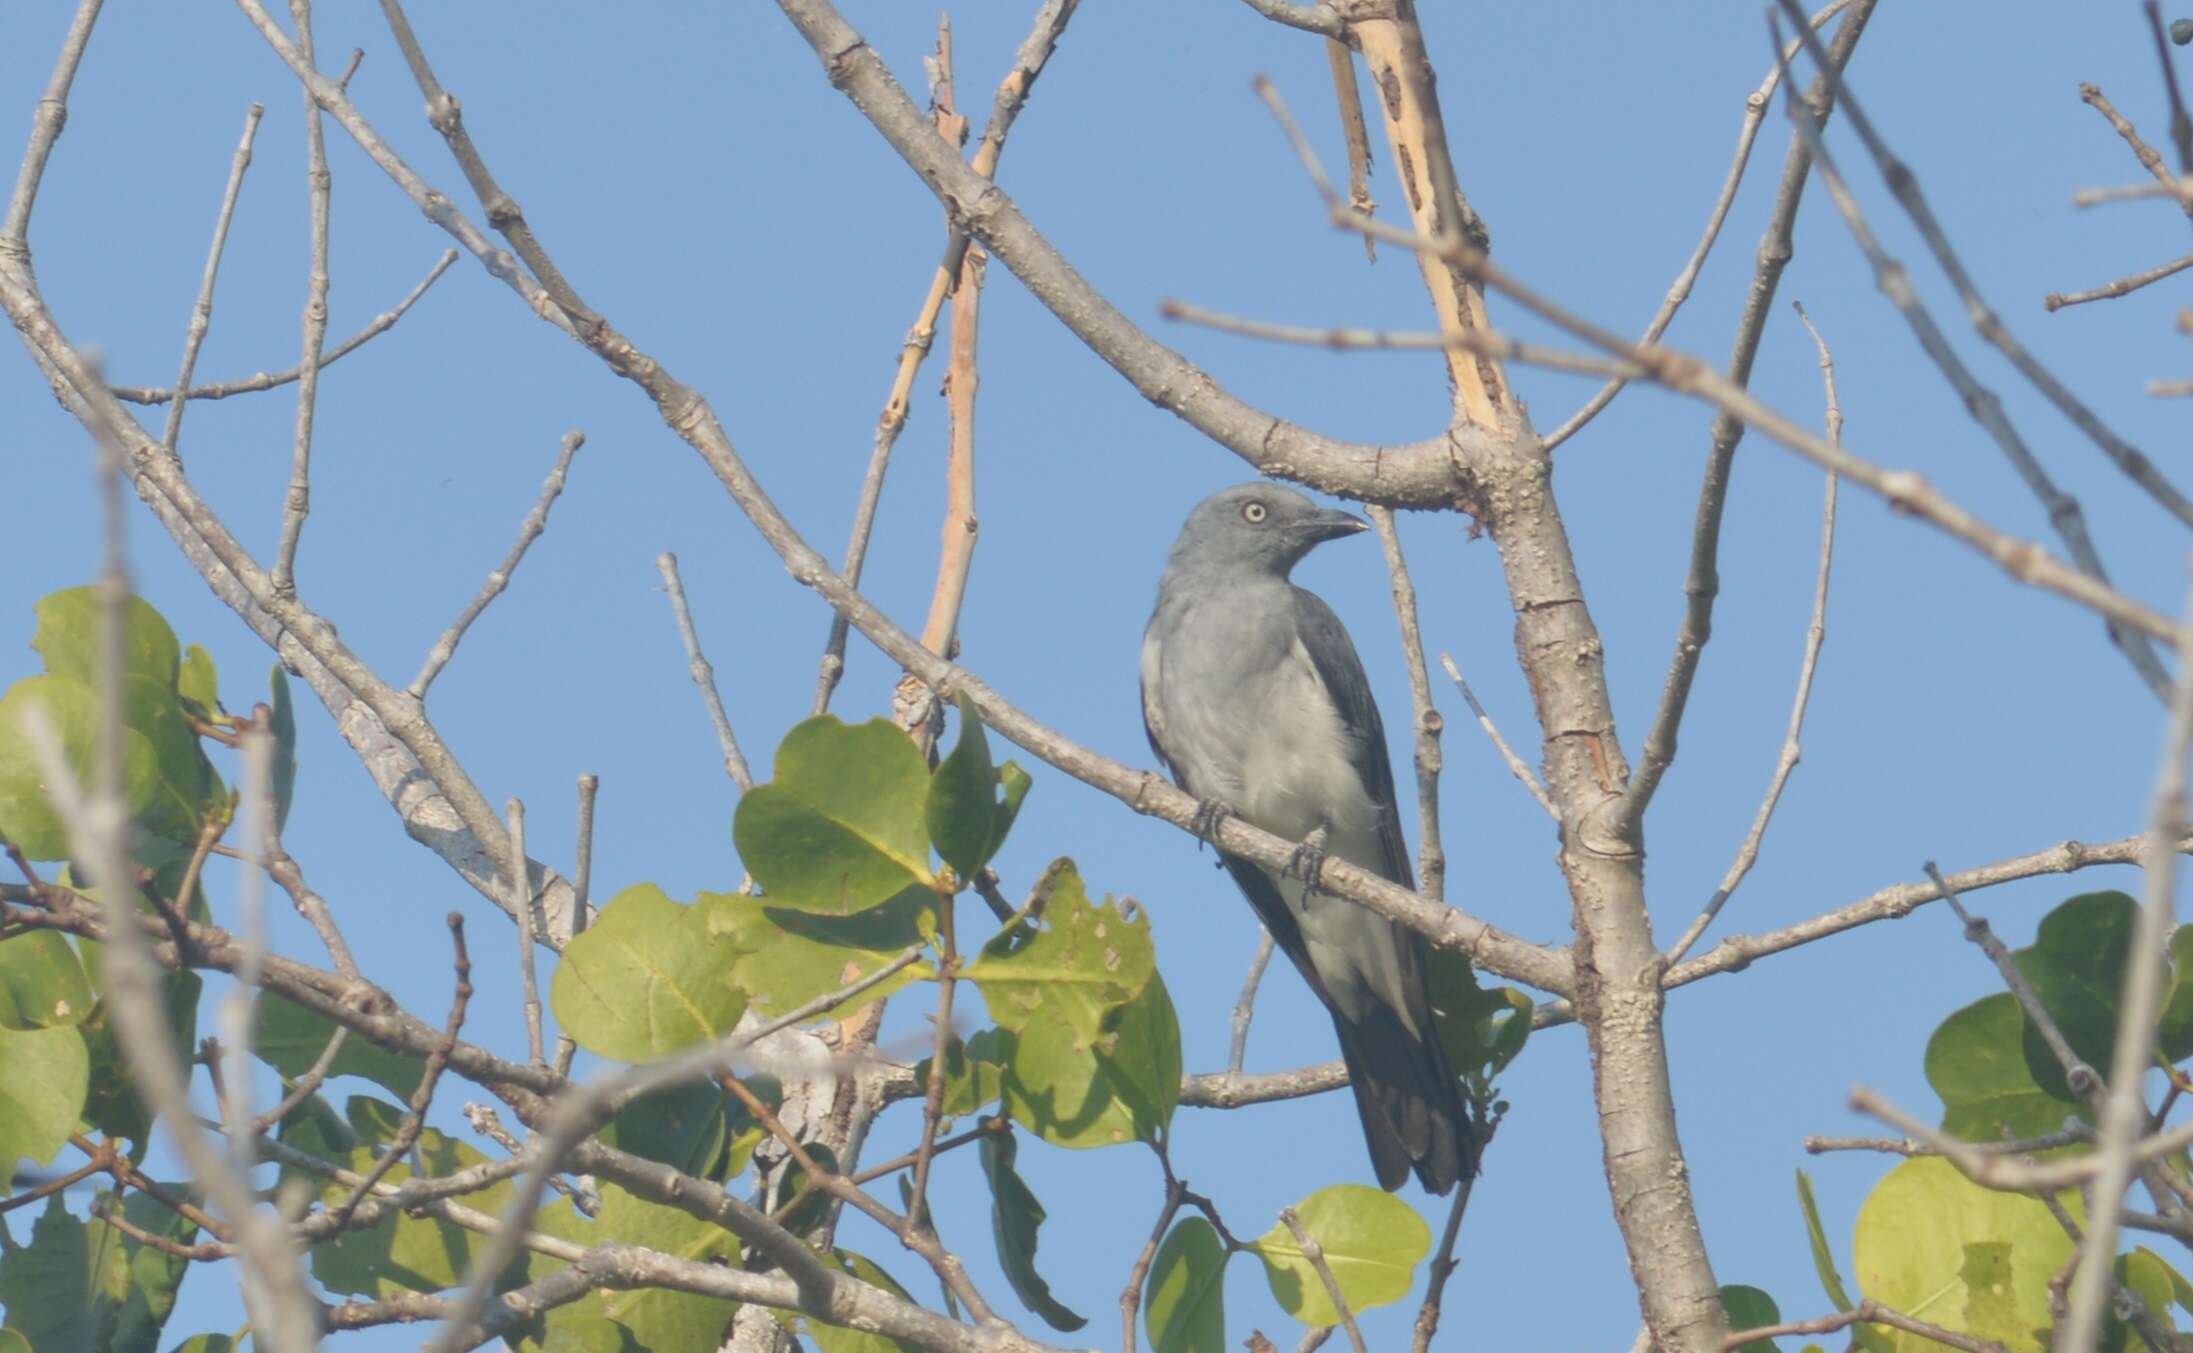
<box><xmin>1287</xmin><ymin>588</ymin><xmax>1415</xmax><ymax>889</ymax></box>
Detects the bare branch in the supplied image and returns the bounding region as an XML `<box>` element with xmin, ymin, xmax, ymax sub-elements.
<box><xmin>109</xmin><ymin>249</ymin><xmax>459</xmax><ymax>405</ymax></box>
<box><xmin>1234</xmin><ymin>0</ymin><xmax>1343</xmax><ymax>40</ymax></box>
<box><xmin>1410</xmin><ymin>1172</ymin><xmax>1475</xmax><ymax>1353</ymax></box>
<box><xmin>272</xmin><ymin>0</ymin><xmax>331</xmax><ymax>596</ymax></box>
<box><xmin>555</xmin><ymin>772</ymin><xmax>598</xmax><ymax>1077</ymax></box>
<box><xmin>1280</xmin><ymin>1207</ymin><xmax>1368</xmax><ymax>1353</ymax></box>
<box><xmin>1368</xmin><ymin>507</ymin><xmax>1445</xmax><ymax>897</ymax></box>
<box><xmin>1776</xmin><ymin>0</ymin><xmax>2185</xmax><ymax>691</ymax></box>
<box><xmin>656</xmin><ymin>551</ymin><xmax>755</xmax><ymax>792</ymax></box>
<box><xmin>411</xmin><ymin>430</ymin><xmax>587</xmax><ymax>699</ymax></box>
<box><xmin>2077</xmin><ymin>81</ymin><xmax>2193</xmax><ymax>215</ymax></box>
<box><xmin>0</xmin><ymin>0</ymin><xmax>103</xmax><ymax>249</ymax></box>
<box><xmin>1227</xmin><ymin>930</ymin><xmax>1277</xmax><ymax>1075</ymax></box>
<box><xmin>161</xmin><ymin>103</ymin><xmax>265</xmax><ymax>458</ymax></box>
<box><xmin>1665</xmin><ymin>303</ymin><xmax>1840</xmax><ymax>965</ymax></box>
<box><xmin>1120</xmin><ymin>1178</ymin><xmax>1188</xmax><ymax>1353</ymax></box>
<box><xmin>1616</xmin><ymin>0</ymin><xmax>1878</xmax><ymax>837</ymax></box>
<box><xmin>1437</xmin><ymin>653</ymin><xmax>1556</xmax><ymax>820</ymax></box>
<box><xmin>219</xmin><ymin>724</ymin><xmax>278</xmax><ymax>1194</ymax></box>
<box><xmin>1540</xmin><ymin>0</ymin><xmax>1855</xmax><ymax>453</ymax></box>
<box><xmin>814</xmin><ymin>0</ymin><xmax>1080</xmax><ymax>716</ymax></box>
<box><xmin>2062</xmin><ymin>569</ymin><xmax>2193</xmax><ymax>1351</ymax></box>
<box><xmin>2045</xmin><ymin>252</ymin><xmax>2193</xmax><ymax>311</ymax></box>
<box><xmin>1724</xmin><ymin>1299</ymin><xmax>2009</xmax><ymax>1353</ymax></box>
<box><xmin>509</xmin><ymin>799</ymin><xmax>545</xmax><ymax>1066</ymax></box>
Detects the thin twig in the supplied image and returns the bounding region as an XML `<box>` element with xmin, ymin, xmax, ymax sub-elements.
<box><xmin>2077</xmin><ymin>82</ymin><xmax>2193</xmax><ymax>215</ymax></box>
<box><xmin>272</xmin><ymin>0</ymin><xmax>330</xmax><ymax>597</ymax></box>
<box><xmin>1723</xmin><ymin>1299</ymin><xmax>2009</xmax><ymax>1353</ymax></box>
<box><xmin>0</xmin><ymin>0</ymin><xmax>104</xmax><ymax>250</ymax></box>
<box><xmin>554</xmin><ymin>772</ymin><xmax>597</xmax><ymax>1077</ymax></box>
<box><xmin>1803</xmin><ymin>1125</ymin><xmax>2091</xmax><ymax>1157</ymax></box>
<box><xmin>1616</xmin><ymin>0</ymin><xmax>1879</xmax><ymax>836</ymax></box>
<box><xmin>2045</xmin><ymin>253</ymin><xmax>2193</xmax><ymax>311</ymax></box>
<box><xmin>1664</xmin><ymin>303</ymin><xmax>1840</xmax><ymax>965</ymax></box>
<box><xmin>1227</xmin><ymin>931</ymin><xmax>1277</xmax><ymax>1075</ymax></box>
<box><xmin>219</xmin><ymin>724</ymin><xmax>277</xmax><ymax>1193</ymax></box>
<box><xmin>110</xmin><ymin>250</ymin><xmax>459</xmax><ymax>405</ymax></box>
<box><xmin>254</xmin><ymin>1023</ymin><xmax>350</xmax><ymax>1134</ymax></box>
<box><xmin>411</xmin><ymin>430</ymin><xmax>586</xmax><ymax>698</ymax></box>
<box><xmin>813</xmin><ymin>0</ymin><xmax>1078</xmax><ymax>716</ymax></box>
<box><xmin>161</xmin><ymin>104</ymin><xmax>266</xmax><ymax>458</ymax></box>
<box><xmin>1437</xmin><ymin>654</ymin><xmax>1557</xmax><ymax>821</ymax></box>
<box><xmin>1924</xmin><ymin>860</ymin><xmax>2098</xmax><ymax>1099</ymax></box>
<box><xmin>2146</xmin><ymin>0</ymin><xmax>2193</xmax><ymax>178</ymax></box>
<box><xmin>1368</xmin><ymin>507</ymin><xmax>1445</xmax><ymax>898</ymax></box>
<box><xmin>1120</xmin><ymin>1178</ymin><xmax>1187</xmax><ymax>1353</ymax></box>
<box><xmin>1158</xmin><ymin>296</ymin><xmax>1639</xmax><ymax>378</ymax></box>
<box><xmin>509</xmin><ymin>799</ymin><xmax>544</xmax><ymax>1067</ymax></box>
<box><xmin>1278</xmin><ymin>1208</ymin><xmax>1367</xmax><ymax>1353</ymax></box>
<box><xmin>656</xmin><ymin>552</ymin><xmax>754</xmax><ymax>791</ymax></box>
<box><xmin>329</xmin><ymin>913</ymin><xmax>472</xmax><ymax>1228</ymax></box>
<box><xmin>1409</xmin><ymin>1173</ymin><xmax>1474</xmax><ymax>1353</ymax></box>
<box><xmin>1323</xmin><ymin>37</ymin><xmax>1376</xmax><ymax>261</ymax></box>
<box><xmin>2062</xmin><ymin>568</ymin><xmax>2193</xmax><ymax>1352</ymax></box>
<box><xmin>1776</xmin><ymin>0</ymin><xmax>2190</xmax><ymax>688</ymax></box>
<box><xmin>1539</xmin><ymin>0</ymin><xmax>1855</xmax><ymax>453</ymax></box>
<box><xmin>906</xmin><ymin>885</ymin><xmax>958</xmax><ymax>1240</ymax></box>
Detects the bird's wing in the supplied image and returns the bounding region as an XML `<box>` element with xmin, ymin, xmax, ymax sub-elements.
<box><xmin>1288</xmin><ymin>587</ymin><xmax>1415</xmax><ymax>890</ymax></box>
<box><xmin>1139</xmin><ymin>618</ymin><xmax>1185</xmax><ymax>786</ymax></box>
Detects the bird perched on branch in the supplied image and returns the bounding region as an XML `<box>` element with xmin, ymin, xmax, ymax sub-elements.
<box><xmin>1141</xmin><ymin>482</ymin><xmax>1473</xmax><ymax>1194</ymax></box>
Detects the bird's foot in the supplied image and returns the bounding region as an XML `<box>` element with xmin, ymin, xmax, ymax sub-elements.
<box><xmin>1190</xmin><ymin>797</ymin><xmax>1231</xmax><ymax>852</ymax></box>
<box><xmin>1285</xmin><ymin>825</ymin><xmax>1332</xmax><ymax>894</ymax></box>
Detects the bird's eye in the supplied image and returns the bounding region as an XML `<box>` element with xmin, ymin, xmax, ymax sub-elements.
<box><xmin>1241</xmin><ymin>502</ymin><xmax>1268</xmax><ymax>524</ymax></box>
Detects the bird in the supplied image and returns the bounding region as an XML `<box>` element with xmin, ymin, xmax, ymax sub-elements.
<box><xmin>1141</xmin><ymin>481</ymin><xmax>1474</xmax><ymax>1194</ymax></box>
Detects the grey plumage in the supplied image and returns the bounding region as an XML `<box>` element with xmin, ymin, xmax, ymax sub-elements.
<box><xmin>1141</xmin><ymin>482</ymin><xmax>1473</xmax><ymax>1194</ymax></box>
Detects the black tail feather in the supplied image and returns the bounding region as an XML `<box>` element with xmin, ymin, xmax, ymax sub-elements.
<box><xmin>1332</xmin><ymin>1005</ymin><xmax>1475</xmax><ymax>1194</ymax></box>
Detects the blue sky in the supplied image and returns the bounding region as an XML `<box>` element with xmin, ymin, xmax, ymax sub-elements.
<box><xmin>4</xmin><ymin>1</ymin><xmax>2192</xmax><ymax>1348</ymax></box>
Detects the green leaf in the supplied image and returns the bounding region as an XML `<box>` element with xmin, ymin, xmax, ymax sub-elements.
<box><xmin>2162</xmin><ymin>925</ymin><xmax>2193</xmax><ymax>1062</ymax></box>
<box><xmin>0</xmin><ymin>1331</ymin><xmax>28</xmax><ymax>1353</ymax></box>
<box><xmin>710</xmin><ymin>887</ymin><xmax>933</xmax><ymax>1023</ymax></box>
<box><xmin>597</xmin><ymin>1080</ymin><xmax>730</xmax><ymax>1178</ymax></box>
<box><xmin>267</xmin><ymin>664</ymin><xmax>296</xmax><ymax>835</ymax></box>
<box><xmin>915</xmin><ymin>1031</ymin><xmax>1007</xmax><ymax>1118</ymax></box>
<box><xmin>272</xmin><ymin>1091</ymin><xmax>354</xmax><ymax>1194</ymax></box>
<box><xmin>550</xmin><ymin>883</ymin><xmax>748</xmax><ymax>1062</ymax></box>
<box><xmin>978</xmin><ymin>1129</ymin><xmax>1088</xmax><ymax>1332</ymax></box>
<box><xmin>964</xmin><ymin>860</ymin><xmax>1154</xmax><ymax>1043</ymax></box>
<box><xmin>808</xmin><ymin>1249</ymin><xmax>921</xmax><ymax>1353</ymax></box>
<box><xmin>1926</xmin><ymin>993</ymin><xmax>2084</xmax><ymax>1142</ymax></box>
<box><xmin>511</xmin><ymin>1186</ymin><xmax>740</xmax><ymax>1353</ymax></box>
<box><xmin>0</xmin><ymin>1024</ymin><xmax>88</xmax><ymax>1186</ymax></box>
<box><xmin>733</xmin><ymin>716</ymin><xmax>935</xmax><ymax>913</ymax></box>
<box><xmin>0</xmin><ymin>1195</ymin><xmax>98</xmax><ymax>1351</ymax></box>
<box><xmin>1852</xmin><ymin>1156</ymin><xmax>2071</xmax><ymax>1353</ymax></box>
<box><xmin>308</xmin><ymin>1096</ymin><xmax>522</xmax><ymax>1297</ymax></box>
<box><xmin>77</xmin><ymin>966</ymin><xmax>200</xmax><ymax>1156</ymax></box>
<box><xmin>165</xmin><ymin>1338</ymin><xmax>236</xmax><ymax>1353</ymax></box>
<box><xmin>2117</xmin><ymin>1248</ymin><xmax>2180</xmax><ymax>1347</ymax></box>
<box><xmin>31</xmin><ymin>588</ymin><xmax>182</xmax><ymax>688</ymax></box>
<box><xmin>1721</xmin><ymin>1285</ymin><xmax>1782</xmax><ymax>1353</ymax></box>
<box><xmin>0</xmin><ymin>930</ymin><xmax>95</xmax><ymax>1029</ymax></box>
<box><xmin>1000</xmin><ymin>971</ymin><xmax>1181</xmax><ymax>1149</ymax></box>
<box><xmin>176</xmin><ymin>645</ymin><xmax>220</xmax><ymax>721</ymax></box>
<box><xmin>1795</xmin><ymin>1170</ymin><xmax>1894</xmax><ymax>1353</ymax></box>
<box><xmin>119</xmin><ymin>671</ymin><xmax>214</xmax><ymax>852</ymax></box>
<box><xmin>0</xmin><ymin>674</ymin><xmax>162</xmax><ymax>862</ymax></box>
<box><xmin>1146</xmin><ymin>1217</ymin><xmax>1228</xmax><ymax>1353</ymax></box>
<box><xmin>993</xmin><ymin>762</ymin><xmax>1032</xmax><ymax>857</ymax></box>
<box><xmin>253</xmin><ymin>994</ymin><xmax>427</xmax><ymax>1101</ymax></box>
<box><xmin>927</xmin><ymin>692</ymin><xmax>1001</xmax><ymax>880</ymax></box>
<box><xmin>90</xmin><ymin>1186</ymin><xmax>201</xmax><ymax>1353</ymax></box>
<box><xmin>1249</xmin><ymin>1184</ymin><xmax>1430</xmax><ymax>1327</ymax></box>
<box><xmin>1426</xmin><ymin>948</ymin><xmax>1531</xmax><ymax>1083</ymax></box>
<box><xmin>2016</xmin><ymin>891</ymin><xmax>2137</xmax><ymax>1099</ymax></box>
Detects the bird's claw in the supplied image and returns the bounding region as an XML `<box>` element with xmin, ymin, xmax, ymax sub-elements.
<box><xmin>1285</xmin><ymin>826</ymin><xmax>1332</xmax><ymax>894</ymax></box>
<box><xmin>1190</xmin><ymin>797</ymin><xmax>1231</xmax><ymax>852</ymax></box>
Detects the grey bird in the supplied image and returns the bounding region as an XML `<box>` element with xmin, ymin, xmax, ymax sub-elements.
<box><xmin>1141</xmin><ymin>482</ymin><xmax>1473</xmax><ymax>1194</ymax></box>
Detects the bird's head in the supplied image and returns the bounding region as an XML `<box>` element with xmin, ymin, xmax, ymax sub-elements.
<box><xmin>1165</xmin><ymin>482</ymin><xmax>1369</xmax><ymax>579</ymax></box>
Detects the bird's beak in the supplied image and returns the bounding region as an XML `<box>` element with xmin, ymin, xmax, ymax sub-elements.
<box><xmin>1295</xmin><ymin>508</ymin><xmax>1370</xmax><ymax>544</ymax></box>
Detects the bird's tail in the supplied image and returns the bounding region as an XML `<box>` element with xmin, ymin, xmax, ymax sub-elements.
<box><xmin>1331</xmin><ymin>1005</ymin><xmax>1475</xmax><ymax>1195</ymax></box>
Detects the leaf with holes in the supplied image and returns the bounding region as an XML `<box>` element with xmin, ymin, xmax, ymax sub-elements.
<box><xmin>964</xmin><ymin>860</ymin><xmax>1153</xmax><ymax>1043</ymax></box>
